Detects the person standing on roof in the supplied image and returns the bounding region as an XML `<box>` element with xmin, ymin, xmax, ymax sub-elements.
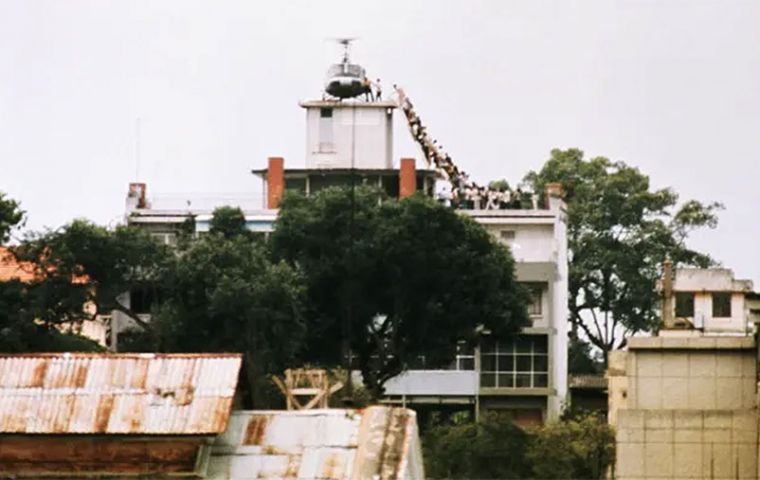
<box><xmin>374</xmin><ymin>79</ymin><xmax>382</xmax><ymax>100</ymax></box>
<box><xmin>363</xmin><ymin>77</ymin><xmax>374</xmax><ymax>101</ymax></box>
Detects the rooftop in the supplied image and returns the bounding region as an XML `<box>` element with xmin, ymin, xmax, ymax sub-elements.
<box><xmin>0</xmin><ymin>353</ymin><xmax>242</xmax><ymax>434</ymax></box>
<box><xmin>210</xmin><ymin>406</ymin><xmax>424</xmax><ymax>479</ymax></box>
<box><xmin>298</xmin><ymin>99</ymin><xmax>398</xmax><ymax>109</ymax></box>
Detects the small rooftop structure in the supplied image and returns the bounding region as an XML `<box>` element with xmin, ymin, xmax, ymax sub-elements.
<box><xmin>659</xmin><ymin>265</ymin><xmax>757</xmax><ymax>335</ymax></box>
<box><xmin>208</xmin><ymin>406</ymin><xmax>424</xmax><ymax>480</ymax></box>
<box><xmin>0</xmin><ymin>353</ymin><xmax>242</xmax><ymax>434</ymax></box>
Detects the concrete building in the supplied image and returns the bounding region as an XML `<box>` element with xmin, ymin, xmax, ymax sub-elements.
<box><xmin>610</xmin><ymin>266</ymin><xmax>760</xmax><ymax>480</ymax></box>
<box><xmin>382</xmin><ymin>191</ymin><xmax>569</xmax><ymax>425</ymax></box>
<box><xmin>122</xmin><ymin>68</ymin><xmax>570</xmax><ymax>424</ymax></box>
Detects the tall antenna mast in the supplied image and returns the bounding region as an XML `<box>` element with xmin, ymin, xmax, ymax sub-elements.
<box><xmin>135</xmin><ymin>117</ymin><xmax>142</xmax><ymax>181</ymax></box>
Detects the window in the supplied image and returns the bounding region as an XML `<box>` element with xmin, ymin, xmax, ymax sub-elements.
<box><xmin>480</xmin><ymin>335</ymin><xmax>548</xmax><ymax>389</ymax></box>
<box><xmin>525</xmin><ymin>283</ymin><xmax>543</xmax><ymax>316</ymax></box>
<box><xmin>675</xmin><ymin>293</ymin><xmax>695</xmax><ymax>317</ymax></box>
<box><xmin>129</xmin><ymin>287</ymin><xmax>159</xmax><ymax>315</ymax></box>
<box><xmin>712</xmin><ymin>293</ymin><xmax>732</xmax><ymax>318</ymax></box>
<box><xmin>318</xmin><ymin>108</ymin><xmax>334</xmax><ymax>152</ymax></box>
<box><xmin>499</xmin><ymin>230</ymin><xmax>515</xmax><ymax>245</ymax></box>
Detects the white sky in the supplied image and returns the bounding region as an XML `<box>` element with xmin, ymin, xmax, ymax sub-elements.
<box><xmin>2</xmin><ymin>0</ymin><xmax>760</xmax><ymax>281</ymax></box>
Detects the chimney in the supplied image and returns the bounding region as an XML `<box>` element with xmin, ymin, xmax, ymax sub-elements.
<box><xmin>661</xmin><ymin>257</ymin><xmax>674</xmax><ymax>328</ymax></box>
<box><xmin>544</xmin><ymin>183</ymin><xmax>564</xmax><ymax>211</ymax></box>
<box><xmin>399</xmin><ymin>158</ymin><xmax>416</xmax><ymax>199</ymax></box>
<box><xmin>126</xmin><ymin>183</ymin><xmax>147</xmax><ymax>212</ymax></box>
<box><xmin>267</xmin><ymin>157</ymin><xmax>285</xmax><ymax>209</ymax></box>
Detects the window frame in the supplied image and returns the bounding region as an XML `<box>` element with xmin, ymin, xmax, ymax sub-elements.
<box><xmin>712</xmin><ymin>292</ymin><xmax>732</xmax><ymax>318</ymax></box>
<box><xmin>480</xmin><ymin>335</ymin><xmax>549</xmax><ymax>389</ymax></box>
<box><xmin>675</xmin><ymin>292</ymin><xmax>695</xmax><ymax>318</ymax></box>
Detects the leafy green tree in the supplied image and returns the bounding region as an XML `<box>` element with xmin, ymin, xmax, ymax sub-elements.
<box><xmin>0</xmin><ymin>192</ymin><xmax>24</xmax><ymax>243</ymax></box>
<box><xmin>20</xmin><ymin>208</ymin><xmax>305</xmax><ymax>408</ymax></box>
<box><xmin>0</xmin><ymin>194</ymin><xmax>102</xmax><ymax>352</ymax></box>
<box><xmin>527</xmin><ymin>412</ymin><xmax>615</xmax><ymax>480</ymax></box>
<box><xmin>151</xmin><ymin>213</ymin><xmax>306</xmax><ymax>407</ymax></box>
<box><xmin>17</xmin><ymin>220</ymin><xmax>171</xmax><ymax>333</ymax></box>
<box><xmin>209</xmin><ymin>205</ymin><xmax>247</xmax><ymax>238</ymax></box>
<box><xmin>272</xmin><ymin>187</ymin><xmax>528</xmax><ymax>398</ymax></box>
<box><xmin>525</xmin><ymin>148</ymin><xmax>721</xmax><ymax>355</ymax></box>
<box><xmin>423</xmin><ymin>412</ymin><xmax>533</xmax><ymax>479</ymax></box>
<box><xmin>568</xmin><ymin>337</ymin><xmax>603</xmax><ymax>374</ymax></box>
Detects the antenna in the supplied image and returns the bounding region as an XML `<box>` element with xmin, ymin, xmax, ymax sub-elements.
<box><xmin>135</xmin><ymin>117</ymin><xmax>141</xmax><ymax>181</ymax></box>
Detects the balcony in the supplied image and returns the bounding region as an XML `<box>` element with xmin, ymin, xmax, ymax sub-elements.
<box><xmin>383</xmin><ymin>370</ymin><xmax>479</xmax><ymax>397</ymax></box>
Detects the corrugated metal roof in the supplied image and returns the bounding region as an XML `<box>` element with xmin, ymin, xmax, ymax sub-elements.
<box><xmin>209</xmin><ymin>407</ymin><xmax>425</xmax><ymax>480</ymax></box>
<box><xmin>0</xmin><ymin>353</ymin><xmax>242</xmax><ymax>434</ymax></box>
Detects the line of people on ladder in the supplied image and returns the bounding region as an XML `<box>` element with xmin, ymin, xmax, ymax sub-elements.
<box><xmin>393</xmin><ymin>85</ymin><xmax>537</xmax><ymax>210</ymax></box>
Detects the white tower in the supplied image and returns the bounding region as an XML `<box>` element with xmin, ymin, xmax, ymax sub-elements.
<box><xmin>300</xmin><ymin>100</ymin><xmax>396</xmax><ymax>169</ymax></box>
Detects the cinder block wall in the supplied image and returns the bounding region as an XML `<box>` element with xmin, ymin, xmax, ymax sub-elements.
<box><xmin>614</xmin><ymin>336</ymin><xmax>758</xmax><ymax>480</ymax></box>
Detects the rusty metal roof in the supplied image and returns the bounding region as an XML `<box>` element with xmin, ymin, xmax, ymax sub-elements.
<box><xmin>209</xmin><ymin>407</ymin><xmax>425</xmax><ymax>479</ymax></box>
<box><xmin>0</xmin><ymin>353</ymin><xmax>242</xmax><ymax>434</ymax></box>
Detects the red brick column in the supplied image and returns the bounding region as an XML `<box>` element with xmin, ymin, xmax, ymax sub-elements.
<box><xmin>267</xmin><ymin>157</ymin><xmax>284</xmax><ymax>209</ymax></box>
<box><xmin>399</xmin><ymin>158</ymin><xmax>416</xmax><ymax>199</ymax></box>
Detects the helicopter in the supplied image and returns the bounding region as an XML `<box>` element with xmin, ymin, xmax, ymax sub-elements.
<box><xmin>324</xmin><ymin>38</ymin><xmax>371</xmax><ymax>100</ymax></box>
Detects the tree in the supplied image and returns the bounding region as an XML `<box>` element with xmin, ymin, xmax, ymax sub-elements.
<box><xmin>271</xmin><ymin>187</ymin><xmax>528</xmax><ymax>398</ymax></box>
<box><xmin>0</xmin><ymin>194</ymin><xmax>101</xmax><ymax>352</ymax></box>
<box><xmin>150</xmin><ymin>209</ymin><xmax>306</xmax><ymax>407</ymax></box>
<box><xmin>19</xmin><ymin>208</ymin><xmax>305</xmax><ymax>408</ymax></box>
<box><xmin>209</xmin><ymin>205</ymin><xmax>247</xmax><ymax>238</ymax></box>
<box><xmin>423</xmin><ymin>412</ymin><xmax>615</xmax><ymax>480</ymax></box>
<box><xmin>568</xmin><ymin>336</ymin><xmax>604</xmax><ymax>374</ymax></box>
<box><xmin>17</xmin><ymin>220</ymin><xmax>171</xmax><ymax>334</ymax></box>
<box><xmin>423</xmin><ymin>412</ymin><xmax>533</xmax><ymax>479</ymax></box>
<box><xmin>0</xmin><ymin>192</ymin><xmax>24</xmax><ymax>243</ymax></box>
<box><xmin>525</xmin><ymin>149</ymin><xmax>721</xmax><ymax>356</ymax></box>
<box><xmin>527</xmin><ymin>412</ymin><xmax>615</xmax><ymax>480</ymax></box>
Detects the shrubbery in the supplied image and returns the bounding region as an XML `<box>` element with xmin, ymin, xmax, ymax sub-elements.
<box><xmin>423</xmin><ymin>411</ymin><xmax>614</xmax><ymax>479</ymax></box>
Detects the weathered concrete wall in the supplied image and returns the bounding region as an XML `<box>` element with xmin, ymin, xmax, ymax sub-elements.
<box><xmin>627</xmin><ymin>349</ymin><xmax>756</xmax><ymax>410</ymax></box>
<box><xmin>614</xmin><ymin>336</ymin><xmax>758</xmax><ymax>480</ymax></box>
<box><xmin>616</xmin><ymin>409</ymin><xmax>758</xmax><ymax>479</ymax></box>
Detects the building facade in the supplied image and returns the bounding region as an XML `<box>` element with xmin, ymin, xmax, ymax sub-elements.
<box><xmin>610</xmin><ymin>266</ymin><xmax>760</xmax><ymax>479</ymax></box>
<box><xmin>382</xmin><ymin>196</ymin><xmax>569</xmax><ymax>424</ymax></box>
<box><xmin>122</xmin><ymin>80</ymin><xmax>570</xmax><ymax>424</ymax></box>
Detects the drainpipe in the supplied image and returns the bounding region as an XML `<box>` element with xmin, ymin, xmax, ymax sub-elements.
<box><xmin>662</xmin><ymin>257</ymin><xmax>673</xmax><ymax>329</ymax></box>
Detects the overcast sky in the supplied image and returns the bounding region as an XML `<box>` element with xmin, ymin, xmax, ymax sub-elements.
<box><xmin>2</xmin><ymin>1</ymin><xmax>760</xmax><ymax>281</ymax></box>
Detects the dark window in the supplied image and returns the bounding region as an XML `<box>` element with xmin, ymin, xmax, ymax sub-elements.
<box><xmin>129</xmin><ymin>287</ymin><xmax>158</xmax><ymax>315</ymax></box>
<box><xmin>284</xmin><ymin>177</ymin><xmax>307</xmax><ymax>194</ymax></box>
<box><xmin>521</xmin><ymin>283</ymin><xmax>544</xmax><ymax>316</ymax></box>
<box><xmin>320</xmin><ymin>108</ymin><xmax>333</xmax><ymax>118</ymax></box>
<box><xmin>712</xmin><ymin>293</ymin><xmax>732</xmax><ymax>318</ymax></box>
<box><xmin>675</xmin><ymin>293</ymin><xmax>695</xmax><ymax>317</ymax></box>
<box><xmin>479</xmin><ymin>335</ymin><xmax>549</xmax><ymax>389</ymax></box>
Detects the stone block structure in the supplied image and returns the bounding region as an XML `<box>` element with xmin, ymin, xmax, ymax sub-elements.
<box><xmin>612</xmin><ymin>336</ymin><xmax>758</xmax><ymax>480</ymax></box>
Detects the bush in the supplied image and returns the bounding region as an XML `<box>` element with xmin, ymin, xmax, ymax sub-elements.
<box><xmin>421</xmin><ymin>411</ymin><xmax>615</xmax><ymax>479</ymax></box>
<box><xmin>527</xmin><ymin>412</ymin><xmax>615</xmax><ymax>479</ymax></box>
<box><xmin>423</xmin><ymin>411</ymin><xmax>532</xmax><ymax>479</ymax></box>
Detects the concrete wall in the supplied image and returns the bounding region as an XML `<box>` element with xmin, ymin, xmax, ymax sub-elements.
<box><xmin>614</xmin><ymin>336</ymin><xmax>758</xmax><ymax>480</ymax></box>
<box><xmin>616</xmin><ymin>409</ymin><xmax>758</xmax><ymax>479</ymax></box>
<box><xmin>627</xmin><ymin>349</ymin><xmax>756</xmax><ymax>410</ymax></box>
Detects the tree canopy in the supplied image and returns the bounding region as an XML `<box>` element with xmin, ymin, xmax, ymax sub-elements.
<box><xmin>271</xmin><ymin>187</ymin><xmax>528</xmax><ymax>397</ymax></box>
<box><xmin>525</xmin><ymin>148</ymin><xmax>721</xmax><ymax>355</ymax></box>
<box><xmin>0</xmin><ymin>192</ymin><xmax>23</xmax><ymax>243</ymax></box>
